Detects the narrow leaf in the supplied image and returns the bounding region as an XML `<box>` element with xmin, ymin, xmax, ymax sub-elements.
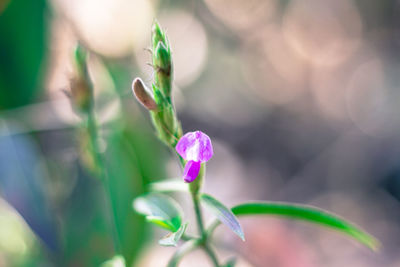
<box><xmin>231</xmin><ymin>202</ymin><xmax>380</xmax><ymax>251</ymax></box>
<box><xmin>201</xmin><ymin>194</ymin><xmax>245</xmax><ymax>241</ymax></box>
<box><xmin>159</xmin><ymin>223</ymin><xmax>188</xmax><ymax>247</ymax></box>
<box><xmin>133</xmin><ymin>193</ymin><xmax>183</xmax><ymax>232</ymax></box>
<box><xmin>149</xmin><ymin>179</ymin><xmax>188</xmax><ymax>193</ymax></box>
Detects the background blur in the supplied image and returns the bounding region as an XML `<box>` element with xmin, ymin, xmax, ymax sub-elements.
<box><xmin>1</xmin><ymin>0</ymin><xmax>400</xmax><ymax>266</ymax></box>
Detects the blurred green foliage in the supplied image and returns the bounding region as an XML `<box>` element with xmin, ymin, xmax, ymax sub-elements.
<box><xmin>0</xmin><ymin>0</ymin><xmax>47</xmax><ymax>109</ymax></box>
<box><xmin>0</xmin><ymin>1</ymin><xmax>168</xmax><ymax>265</ymax></box>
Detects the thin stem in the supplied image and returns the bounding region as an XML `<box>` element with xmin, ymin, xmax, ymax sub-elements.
<box><xmin>205</xmin><ymin>219</ymin><xmax>220</xmax><ymax>240</ymax></box>
<box><xmin>191</xmin><ymin>192</ymin><xmax>220</xmax><ymax>267</ymax></box>
<box><xmin>192</xmin><ymin>193</ymin><xmax>205</xmax><ymax>236</ymax></box>
<box><xmin>204</xmin><ymin>244</ymin><xmax>220</xmax><ymax>267</ymax></box>
<box><xmin>167</xmin><ymin>239</ymin><xmax>200</xmax><ymax>267</ymax></box>
<box><xmin>181</xmin><ymin>233</ymin><xmax>197</xmax><ymax>241</ymax></box>
<box><xmin>158</xmin><ymin>87</ymin><xmax>219</xmax><ymax>266</ymax></box>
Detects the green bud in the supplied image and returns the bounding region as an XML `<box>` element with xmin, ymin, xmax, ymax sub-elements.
<box><xmin>189</xmin><ymin>164</ymin><xmax>205</xmax><ymax>195</ymax></box>
<box><xmin>132</xmin><ymin>78</ymin><xmax>157</xmax><ymax>110</ymax></box>
<box><xmin>152</xmin><ymin>21</ymin><xmax>167</xmax><ymax>51</ymax></box>
<box><xmin>69</xmin><ymin>77</ymin><xmax>92</xmax><ymax>113</ymax></box>
<box><xmin>154</xmin><ymin>41</ymin><xmax>171</xmax><ymax>70</ymax></box>
<box><xmin>147</xmin><ymin>22</ymin><xmax>182</xmax><ymax>147</ymax></box>
<box><xmin>154</xmin><ymin>41</ymin><xmax>172</xmax><ymax>100</ymax></box>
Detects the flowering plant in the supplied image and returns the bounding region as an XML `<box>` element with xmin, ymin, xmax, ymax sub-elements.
<box><xmin>130</xmin><ymin>22</ymin><xmax>379</xmax><ymax>266</ymax></box>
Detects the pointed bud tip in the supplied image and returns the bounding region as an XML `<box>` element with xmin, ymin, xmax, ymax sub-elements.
<box><xmin>74</xmin><ymin>43</ymin><xmax>87</xmax><ymax>70</ymax></box>
<box><xmin>152</xmin><ymin>20</ymin><xmax>161</xmax><ymax>32</ymax></box>
<box><xmin>152</xmin><ymin>21</ymin><xmax>165</xmax><ymax>46</ymax></box>
<box><xmin>132</xmin><ymin>78</ymin><xmax>157</xmax><ymax>110</ymax></box>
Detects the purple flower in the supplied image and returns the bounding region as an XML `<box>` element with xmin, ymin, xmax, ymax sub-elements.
<box><xmin>175</xmin><ymin>131</ymin><xmax>213</xmax><ymax>183</ymax></box>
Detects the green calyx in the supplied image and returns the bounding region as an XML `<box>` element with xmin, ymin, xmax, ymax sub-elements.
<box><xmin>189</xmin><ymin>164</ymin><xmax>205</xmax><ymax>196</ymax></box>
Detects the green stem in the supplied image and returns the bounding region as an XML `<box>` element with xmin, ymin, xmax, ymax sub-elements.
<box><xmin>191</xmin><ymin>191</ymin><xmax>220</xmax><ymax>267</ymax></box>
<box><xmin>204</xmin><ymin>244</ymin><xmax>220</xmax><ymax>267</ymax></box>
<box><xmin>205</xmin><ymin>219</ymin><xmax>220</xmax><ymax>240</ymax></box>
<box><xmin>87</xmin><ymin>109</ymin><xmax>121</xmax><ymax>254</ymax></box>
<box><xmin>181</xmin><ymin>233</ymin><xmax>196</xmax><ymax>241</ymax></box>
<box><xmin>167</xmin><ymin>239</ymin><xmax>201</xmax><ymax>267</ymax></box>
<box><xmin>158</xmin><ymin>96</ymin><xmax>218</xmax><ymax>266</ymax></box>
<box><xmin>192</xmin><ymin>193</ymin><xmax>205</xmax><ymax>236</ymax></box>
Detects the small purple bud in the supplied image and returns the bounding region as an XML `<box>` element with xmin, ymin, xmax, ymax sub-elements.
<box><xmin>183</xmin><ymin>160</ymin><xmax>201</xmax><ymax>183</ymax></box>
<box><xmin>175</xmin><ymin>131</ymin><xmax>213</xmax><ymax>163</ymax></box>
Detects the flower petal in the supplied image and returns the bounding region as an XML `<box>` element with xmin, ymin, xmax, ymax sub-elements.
<box><xmin>183</xmin><ymin>160</ymin><xmax>201</xmax><ymax>183</ymax></box>
<box><xmin>175</xmin><ymin>131</ymin><xmax>213</xmax><ymax>162</ymax></box>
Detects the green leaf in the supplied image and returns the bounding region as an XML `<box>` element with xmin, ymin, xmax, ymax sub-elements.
<box><xmin>230</xmin><ymin>202</ymin><xmax>380</xmax><ymax>251</ymax></box>
<box><xmin>133</xmin><ymin>193</ymin><xmax>183</xmax><ymax>232</ymax></box>
<box><xmin>149</xmin><ymin>179</ymin><xmax>188</xmax><ymax>193</ymax></box>
<box><xmin>159</xmin><ymin>223</ymin><xmax>188</xmax><ymax>247</ymax></box>
<box><xmin>200</xmin><ymin>194</ymin><xmax>245</xmax><ymax>241</ymax></box>
<box><xmin>104</xmin><ymin>122</ymin><xmax>166</xmax><ymax>267</ymax></box>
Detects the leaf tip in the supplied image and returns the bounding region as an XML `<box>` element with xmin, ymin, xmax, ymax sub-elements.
<box><xmin>369</xmin><ymin>238</ymin><xmax>381</xmax><ymax>252</ymax></box>
<box><xmin>240</xmin><ymin>234</ymin><xmax>245</xmax><ymax>242</ymax></box>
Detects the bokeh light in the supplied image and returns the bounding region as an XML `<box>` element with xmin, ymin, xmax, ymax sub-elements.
<box><xmin>53</xmin><ymin>0</ymin><xmax>155</xmax><ymax>57</ymax></box>
<box><xmin>241</xmin><ymin>25</ymin><xmax>308</xmax><ymax>105</ymax></box>
<box><xmin>282</xmin><ymin>0</ymin><xmax>362</xmax><ymax>67</ymax></box>
<box><xmin>203</xmin><ymin>0</ymin><xmax>277</xmax><ymax>32</ymax></box>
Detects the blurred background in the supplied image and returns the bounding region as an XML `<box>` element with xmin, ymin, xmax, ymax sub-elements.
<box><xmin>1</xmin><ymin>0</ymin><xmax>400</xmax><ymax>266</ymax></box>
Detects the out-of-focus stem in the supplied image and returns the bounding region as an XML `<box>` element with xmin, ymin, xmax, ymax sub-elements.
<box><xmin>204</xmin><ymin>244</ymin><xmax>220</xmax><ymax>267</ymax></box>
<box><xmin>167</xmin><ymin>239</ymin><xmax>200</xmax><ymax>267</ymax></box>
<box><xmin>87</xmin><ymin>108</ymin><xmax>121</xmax><ymax>254</ymax></box>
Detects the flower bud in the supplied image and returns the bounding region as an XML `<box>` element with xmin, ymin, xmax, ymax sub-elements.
<box><xmin>69</xmin><ymin>77</ymin><xmax>92</xmax><ymax>113</ymax></box>
<box><xmin>69</xmin><ymin>43</ymin><xmax>93</xmax><ymax>113</ymax></box>
<box><xmin>154</xmin><ymin>41</ymin><xmax>172</xmax><ymax>99</ymax></box>
<box><xmin>154</xmin><ymin>42</ymin><xmax>171</xmax><ymax>71</ymax></box>
<box><xmin>132</xmin><ymin>78</ymin><xmax>157</xmax><ymax>110</ymax></box>
<box><xmin>152</xmin><ymin>21</ymin><xmax>167</xmax><ymax>51</ymax></box>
